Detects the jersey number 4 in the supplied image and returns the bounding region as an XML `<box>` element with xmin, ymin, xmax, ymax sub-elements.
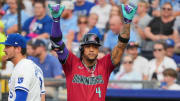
<box><xmin>96</xmin><ymin>87</ymin><xmax>101</xmax><ymax>98</ymax></box>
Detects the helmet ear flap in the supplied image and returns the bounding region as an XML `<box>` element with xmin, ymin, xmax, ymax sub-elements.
<box><xmin>79</xmin><ymin>45</ymin><xmax>84</xmax><ymax>53</ymax></box>
<box><xmin>79</xmin><ymin>46</ymin><xmax>84</xmax><ymax>60</ymax></box>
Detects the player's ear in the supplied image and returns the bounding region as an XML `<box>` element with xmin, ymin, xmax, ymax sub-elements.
<box><xmin>14</xmin><ymin>46</ymin><xmax>21</xmax><ymax>53</ymax></box>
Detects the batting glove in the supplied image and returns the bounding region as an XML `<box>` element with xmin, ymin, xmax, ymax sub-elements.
<box><xmin>48</xmin><ymin>4</ymin><xmax>65</xmax><ymax>20</ymax></box>
<box><xmin>121</xmin><ymin>4</ymin><xmax>137</xmax><ymax>24</ymax></box>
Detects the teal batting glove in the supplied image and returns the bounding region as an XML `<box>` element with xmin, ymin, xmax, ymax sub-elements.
<box><xmin>121</xmin><ymin>4</ymin><xmax>137</xmax><ymax>24</ymax></box>
<box><xmin>48</xmin><ymin>4</ymin><xmax>65</xmax><ymax>18</ymax></box>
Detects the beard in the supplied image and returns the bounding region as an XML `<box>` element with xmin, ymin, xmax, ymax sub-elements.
<box><xmin>87</xmin><ymin>57</ymin><xmax>96</xmax><ymax>63</ymax></box>
<box><xmin>83</xmin><ymin>54</ymin><xmax>98</xmax><ymax>63</ymax></box>
<box><xmin>6</xmin><ymin>54</ymin><xmax>15</xmax><ymax>61</ymax></box>
<box><xmin>6</xmin><ymin>57</ymin><xmax>13</xmax><ymax>61</ymax></box>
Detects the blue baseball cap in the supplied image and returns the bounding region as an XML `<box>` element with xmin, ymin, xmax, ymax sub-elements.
<box><xmin>165</xmin><ymin>39</ymin><xmax>175</xmax><ymax>48</ymax></box>
<box><xmin>0</xmin><ymin>33</ymin><xmax>27</xmax><ymax>48</ymax></box>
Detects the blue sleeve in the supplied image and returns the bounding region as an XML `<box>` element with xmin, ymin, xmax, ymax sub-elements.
<box><xmin>21</xmin><ymin>11</ymin><xmax>29</xmax><ymax>25</ymax></box>
<box><xmin>87</xmin><ymin>2</ymin><xmax>95</xmax><ymax>16</ymax></box>
<box><xmin>129</xmin><ymin>29</ymin><xmax>137</xmax><ymax>42</ymax></box>
<box><xmin>15</xmin><ymin>89</ymin><xmax>28</xmax><ymax>101</ymax></box>
<box><xmin>104</xmin><ymin>31</ymin><xmax>111</xmax><ymax>48</ymax></box>
<box><xmin>43</xmin><ymin>19</ymin><xmax>52</xmax><ymax>35</ymax></box>
<box><xmin>22</xmin><ymin>19</ymin><xmax>31</xmax><ymax>34</ymax></box>
<box><xmin>51</xmin><ymin>56</ymin><xmax>63</xmax><ymax>77</ymax></box>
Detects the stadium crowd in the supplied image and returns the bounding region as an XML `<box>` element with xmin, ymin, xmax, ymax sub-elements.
<box><xmin>0</xmin><ymin>0</ymin><xmax>180</xmax><ymax>99</ymax></box>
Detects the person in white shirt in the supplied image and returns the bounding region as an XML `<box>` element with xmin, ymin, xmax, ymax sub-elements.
<box><xmin>148</xmin><ymin>41</ymin><xmax>177</xmax><ymax>81</ymax></box>
<box><xmin>0</xmin><ymin>33</ymin><xmax>45</xmax><ymax>101</ymax></box>
<box><xmin>90</xmin><ymin>0</ymin><xmax>112</xmax><ymax>33</ymax></box>
<box><xmin>120</xmin><ymin>42</ymin><xmax>149</xmax><ymax>80</ymax></box>
<box><xmin>162</xmin><ymin>68</ymin><xmax>180</xmax><ymax>90</ymax></box>
<box><xmin>112</xmin><ymin>54</ymin><xmax>142</xmax><ymax>89</ymax></box>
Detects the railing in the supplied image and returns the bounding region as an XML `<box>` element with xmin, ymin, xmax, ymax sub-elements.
<box><xmin>0</xmin><ymin>76</ymin><xmax>160</xmax><ymax>101</ymax></box>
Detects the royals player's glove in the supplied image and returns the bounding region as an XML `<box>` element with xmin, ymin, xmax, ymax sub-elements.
<box><xmin>121</xmin><ymin>4</ymin><xmax>137</xmax><ymax>24</ymax></box>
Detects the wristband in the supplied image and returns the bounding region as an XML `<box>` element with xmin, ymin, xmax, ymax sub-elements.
<box><xmin>118</xmin><ymin>35</ymin><xmax>129</xmax><ymax>43</ymax></box>
<box><xmin>50</xmin><ymin>36</ymin><xmax>62</xmax><ymax>42</ymax></box>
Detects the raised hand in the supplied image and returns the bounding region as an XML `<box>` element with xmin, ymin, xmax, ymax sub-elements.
<box><xmin>48</xmin><ymin>4</ymin><xmax>65</xmax><ymax>19</ymax></box>
<box><xmin>121</xmin><ymin>4</ymin><xmax>137</xmax><ymax>24</ymax></box>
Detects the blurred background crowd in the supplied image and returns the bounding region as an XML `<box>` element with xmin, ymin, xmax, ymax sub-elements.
<box><xmin>0</xmin><ymin>0</ymin><xmax>180</xmax><ymax>100</ymax></box>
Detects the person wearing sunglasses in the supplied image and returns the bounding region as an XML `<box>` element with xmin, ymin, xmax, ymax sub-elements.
<box><xmin>118</xmin><ymin>41</ymin><xmax>149</xmax><ymax>80</ymax></box>
<box><xmin>144</xmin><ymin>2</ymin><xmax>179</xmax><ymax>59</ymax></box>
<box><xmin>160</xmin><ymin>0</ymin><xmax>180</xmax><ymax>17</ymax></box>
<box><xmin>66</xmin><ymin>15</ymin><xmax>89</xmax><ymax>55</ymax></box>
<box><xmin>59</xmin><ymin>1</ymin><xmax>78</xmax><ymax>43</ymax></box>
<box><xmin>148</xmin><ymin>41</ymin><xmax>177</xmax><ymax>81</ymax></box>
<box><xmin>111</xmin><ymin>54</ymin><xmax>142</xmax><ymax>89</ymax></box>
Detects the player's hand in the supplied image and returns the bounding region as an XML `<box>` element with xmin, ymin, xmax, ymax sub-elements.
<box><xmin>121</xmin><ymin>4</ymin><xmax>137</xmax><ymax>24</ymax></box>
<box><xmin>48</xmin><ymin>4</ymin><xmax>65</xmax><ymax>18</ymax></box>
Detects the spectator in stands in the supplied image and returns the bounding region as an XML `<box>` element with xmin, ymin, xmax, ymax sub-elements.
<box><xmin>87</xmin><ymin>13</ymin><xmax>102</xmax><ymax>40</ymax></box>
<box><xmin>90</xmin><ymin>0</ymin><xmax>112</xmax><ymax>34</ymax></box>
<box><xmin>111</xmin><ymin>54</ymin><xmax>142</xmax><ymax>89</ymax></box>
<box><xmin>165</xmin><ymin>39</ymin><xmax>180</xmax><ymax>66</ymax></box>
<box><xmin>30</xmin><ymin>38</ymin><xmax>63</xmax><ymax>98</ymax></box>
<box><xmin>23</xmin><ymin>0</ymin><xmax>34</xmax><ymax>16</ymax></box>
<box><xmin>144</xmin><ymin>2</ymin><xmax>179</xmax><ymax>59</ymax></box>
<box><xmin>60</xmin><ymin>1</ymin><xmax>78</xmax><ymax>43</ymax></box>
<box><xmin>120</xmin><ymin>42</ymin><xmax>149</xmax><ymax>80</ymax></box>
<box><xmin>162</xmin><ymin>68</ymin><xmax>180</xmax><ymax>90</ymax></box>
<box><xmin>148</xmin><ymin>41</ymin><xmax>177</xmax><ymax>81</ymax></box>
<box><xmin>110</xmin><ymin>5</ymin><xmax>120</xmax><ymax>17</ymax></box>
<box><xmin>105</xmin><ymin>5</ymin><xmax>120</xmax><ymax>32</ymax></box>
<box><xmin>103</xmin><ymin>15</ymin><xmax>123</xmax><ymax>53</ymax></box>
<box><xmin>31</xmin><ymin>39</ymin><xmax>63</xmax><ymax>78</ymax></box>
<box><xmin>26</xmin><ymin>39</ymin><xmax>36</xmax><ymax>58</ymax></box>
<box><xmin>66</xmin><ymin>16</ymin><xmax>88</xmax><ymax>55</ymax></box>
<box><xmin>149</xmin><ymin>0</ymin><xmax>160</xmax><ymax>17</ymax></box>
<box><xmin>132</xmin><ymin>0</ymin><xmax>152</xmax><ymax>52</ymax></box>
<box><xmin>159</xmin><ymin>0</ymin><xmax>180</xmax><ymax>17</ymax></box>
<box><xmin>1</xmin><ymin>0</ymin><xmax>9</xmax><ymax>12</ymax></box>
<box><xmin>74</xmin><ymin>0</ymin><xmax>95</xmax><ymax>16</ymax></box>
<box><xmin>173</xmin><ymin>16</ymin><xmax>180</xmax><ymax>38</ymax></box>
<box><xmin>22</xmin><ymin>0</ymin><xmax>52</xmax><ymax>39</ymax></box>
<box><xmin>109</xmin><ymin>0</ymin><xmax>129</xmax><ymax>6</ymax></box>
<box><xmin>2</xmin><ymin>0</ymin><xmax>29</xmax><ymax>34</ymax></box>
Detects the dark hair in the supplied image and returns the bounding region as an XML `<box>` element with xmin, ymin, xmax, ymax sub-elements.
<box><xmin>161</xmin><ymin>2</ymin><xmax>173</xmax><ymax>9</ymax></box>
<box><xmin>33</xmin><ymin>0</ymin><xmax>46</xmax><ymax>8</ymax></box>
<box><xmin>27</xmin><ymin>39</ymin><xmax>34</xmax><ymax>46</ymax></box>
<box><xmin>153</xmin><ymin>40</ymin><xmax>166</xmax><ymax>49</ymax></box>
<box><xmin>13</xmin><ymin>0</ymin><xmax>25</xmax><ymax>9</ymax></box>
<box><xmin>163</xmin><ymin>68</ymin><xmax>177</xmax><ymax>78</ymax></box>
<box><xmin>139</xmin><ymin>0</ymin><xmax>149</xmax><ymax>8</ymax></box>
<box><xmin>77</xmin><ymin>15</ymin><xmax>87</xmax><ymax>24</ymax></box>
<box><xmin>21</xmin><ymin>48</ymin><xmax>26</xmax><ymax>55</ymax></box>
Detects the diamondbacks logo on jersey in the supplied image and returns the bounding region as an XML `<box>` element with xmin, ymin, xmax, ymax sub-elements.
<box><xmin>72</xmin><ymin>74</ymin><xmax>104</xmax><ymax>85</ymax></box>
<box><xmin>18</xmin><ymin>77</ymin><xmax>24</xmax><ymax>84</ymax></box>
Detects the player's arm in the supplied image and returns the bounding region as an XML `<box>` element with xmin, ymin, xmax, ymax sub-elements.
<box><xmin>15</xmin><ymin>89</ymin><xmax>28</xmax><ymax>101</ymax></box>
<box><xmin>48</xmin><ymin>4</ymin><xmax>69</xmax><ymax>64</ymax></box>
<box><xmin>111</xmin><ymin>4</ymin><xmax>137</xmax><ymax>66</ymax></box>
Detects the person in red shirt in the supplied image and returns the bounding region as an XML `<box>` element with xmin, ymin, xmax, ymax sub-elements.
<box><xmin>48</xmin><ymin>3</ymin><xmax>137</xmax><ymax>101</ymax></box>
